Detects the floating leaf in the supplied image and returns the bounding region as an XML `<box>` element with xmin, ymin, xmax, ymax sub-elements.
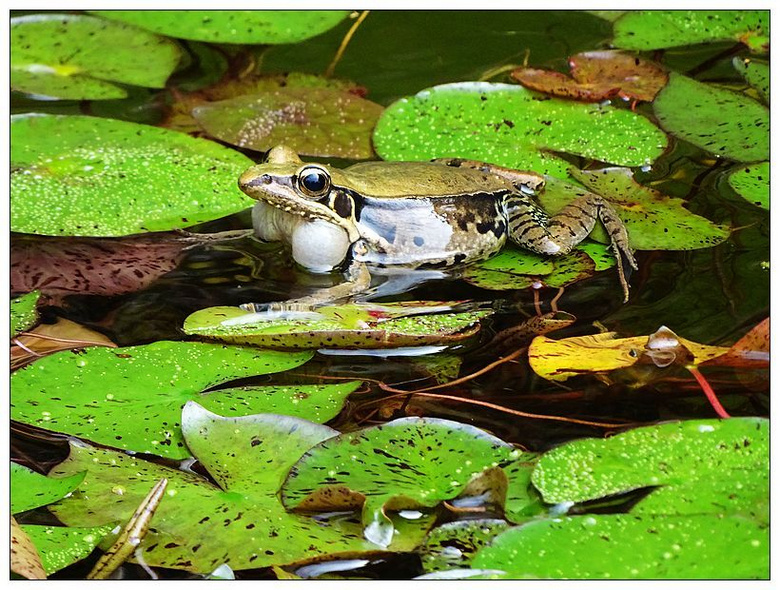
<box><xmin>23</xmin><ymin>524</ymin><xmax>115</xmax><ymax>576</ymax></box>
<box><xmin>702</xmin><ymin>317</ymin><xmax>769</xmax><ymax>369</ymax></box>
<box><xmin>727</xmin><ymin>161</ymin><xmax>769</xmax><ymax>209</ymax></box>
<box><xmin>512</xmin><ymin>50</ymin><xmax>667</xmax><ymax>102</ymax></box>
<box><xmin>653</xmin><ymin>72</ymin><xmax>769</xmax><ymax>163</ymax></box>
<box><xmin>281</xmin><ymin>417</ymin><xmax>520</xmax><ymax>546</ymax></box>
<box><xmin>612</xmin><ymin>10</ymin><xmax>769</xmax><ymax>53</ymax></box>
<box><xmin>11</xmin><ymin>463</ymin><xmax>85</xmax><ymax>514</ymax></box>
<box><xmin>472</xmin><ymin>513</ymin><xmax>768</xmax><ymax>579</ymax></box>
<box><xmin>11</xmin><ymin>290</ymin><xmax>40</xmax><ymax>337</ymax></box>
<box><xmin>93</xmin><ymin>10</ymin><xmax>350</xmax><ymax>44</ymax></box>
<box><xmin>503</xmin><ymin>454</ymin><xmax>544</xmax><ymax>522</ymax></box>
<box><xmin>11</xmin><ymin>14</ymin><xmax>181</xmax><ymax>100</ymax></box>
<box><xmin>11</xmin><ymin>518</ymin><xmax>46</xmax><ymax>579</ymax></box>
<box><xmin>11</xmin><ymin>114</ymin><xmax>254</xmax><ymax>237</ymax></box>
<box><xmin>193</xmin><ymin>87</ymin><xmax>383</xmax><ymax>159</ymax></box>
<box><xmin>420</xmin><ymin>519</ymin><xmax>510</xmax><ymax>573</ymax></box>
<box><xmin>11</xmin><ymin>341</ymin><xmax>313</xmax><ymax>459</ymax></box>
<box><xmin>373</xmin><ymin>82</ymin><xmax>668</xmax><ymax>180</ymax></box>
<box><xmin>184</xmin><ymin>302</ymin><xmax>490</xmax><ymax>349</ymax></box>
<box><xmin>560</xmin><ymin>168</ymin><xmax>731</xmax><ymax>250</ymax></box>
<box><xmin>733</xmin><ymin>57</ymin><xmax>769</xmax><ymax>103</ymax></box>
<box><xmin>49</xmin><ymin>404</ymin><xmax>434</xmax><ymax>572</ymax></box>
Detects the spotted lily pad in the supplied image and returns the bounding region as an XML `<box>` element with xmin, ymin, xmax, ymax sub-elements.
<box><xmin>373</xmin><ymin>82</ymin><xmax>668</xmax><ymax>180</ymax></box>
<box><xmin>93</xmin><ymin>10</ymin><xmax>350</xmax><ymax>44</ymax></box>
<box><xmin>512</xmin><ymin>50</ymin><xmax>667</xmax><ymax>102</ymax></box>
<box><xmin>472</xmin><ymin>513</ymin><xmax>768</xmax><ymax>579</ymax></box>
<box><xmin>11</xmin><ymin>290</ymin><xmax>40</xmax><ymax>337</ymax></box>
<box><xmin>192</xmin><ymin>87</ymin><xmax>383</xmax><ymax>159</ymax></box>
<box><xmin>11</xmin><ymin>114</ymin><xmax>254</xmax><ymax>237</ymax></box>
<box><xmin>23</xmin><ymin>524</ymin><xmax>116</xmax><ymax>576</ymax></box>
<box><xmin>183</xmin><ymin>302</ymin><xmax>491</xmax><ymax>349</ymax></box>
<box><xmin>11</xmin><ymin>462</ymin><xmax>85</xmax><ymax>514</ymax></box>
<box><xmin>49</xmin><ymin>403</ymin><xmax>434</xmax><ymax>572</ymax></box>
<box><xmin>612</xmin><ymin>10</ymin><xmax>769</xmax><ymax>53</ymax></box>
<box><xmin>733</xmin><ymin>58</ymin><xmax>769</xmax><ymax>104</ymax></box>
<box><xmin>11</xmin><ymin>341</ymin><xmax>313</xmax><ymax>459</ymax></box>
<box><xmin>281</xmin><ymin>417</ymin><xmax>522</xmax><ymax>546</ymax></box>
<box><xmin>11</xmin><ymin>14</ymin><xmax>181</xmax><ymax>100</ymax></box>
<box><xmin>420</xmin><ymin>519</ymin><xmax>510</xmax><ymax>573</ymax></box>
<box><xmin>653</xmin><ymin>72</ymin><xmax>769</xmax><ymax>163</ymax></box>
<box><xmin>727</xmin><ymin>162</ymin><xmax>769</xmax><ymax>209</ymax></box>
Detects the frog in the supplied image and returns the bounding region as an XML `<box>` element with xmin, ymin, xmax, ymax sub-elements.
<box><xmin>238</xmin><ymin>145</ymin><xmax>637</xmax><ymax>309</ymax></box>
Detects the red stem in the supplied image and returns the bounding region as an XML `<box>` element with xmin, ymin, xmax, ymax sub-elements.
<box><xmin>687</xmin><ymin>366</ymin><xmax>731</xmax><ymax>418</ymax></box>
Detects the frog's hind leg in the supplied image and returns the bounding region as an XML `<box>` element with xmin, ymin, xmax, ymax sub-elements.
<box><xmin>506</xmin><ymin>193</ymin><xmax>638</xmax><ymax>302</ymax></box>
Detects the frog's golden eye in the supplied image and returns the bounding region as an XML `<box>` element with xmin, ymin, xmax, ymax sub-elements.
<box><xmin>297</xmin><ymin>166</ymin><xmax>331</xmax><ymax>197</ymax></box>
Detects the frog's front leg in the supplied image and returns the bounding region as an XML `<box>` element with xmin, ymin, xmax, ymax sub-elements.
<box><xmin>505</xmin><ymin>192</ymin><xmax>638</xmax><ymax>302</ymax></box>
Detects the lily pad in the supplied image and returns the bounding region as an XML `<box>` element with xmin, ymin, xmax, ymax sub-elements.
<box><xmin>183</xmin><ymin>302</ymin><xmax>491</xmax><ymax>349</ymax></box>
<box><xmin>653</xmin><ymin>72</ymin><xmax>769</xmax><ymax>163</ymax></box>
<box><xmin>373</xmin><ymin>82</ymin><xmax>668</xmax><ymax>180</ymax></box>
<box><xmin>11</xmin><ymin>462</ymin><xmax>85</xmax><ymax>514</ymax></box>
<box><xmin>512</xmin><ymin>50</ymin><xmax>667</xmax><ymax>102</ymax></box>
<box><xmin>11</xmin><ymin>341</ymin><xmax>313</xmax><ymax>459</ymax></box>
<box><xmin>420</xmin><ymin>519</ymin><xmax>510</xmax><ymax>573</ymax></box>
<box><xmin>472</xmin><ymin>513</ymin><xmax>768</xmax><ymax>579</ymax></box>
<box><xmin>532</xmin><ymin>418</ymin><xmax>768</xmax><ymax>510</ymax></box>
<box><xmin>733</xmin><ymin>57</ymin><xmax>769</xmax><ymax>103</ymax></box>
<box><xmin>93</xmin><ymin>10</ymin><xmax>350</xmax><ymax>44</ymax></box>
<box><xmin>23</xmin><ymin>524</ymin><xmax>116</xmax><ymax>576</ymax></box>
<box><xmin>11</xmin><ymin>114</ymin><xmax>254</xmax><ymax>237</ymax></box>
<box><xmin>11</xmin><ymin>14</ymin><xmax>181</xmax><ymax>100</ymax></box>
<box><xmin>612</xmin><ymin>10</ymin><xmax>769</xmax><ymax>53</ymax></box>
<box><xmin>11</xmin><ymin>290</ymin><xmax>40</xmax><ymax>337</ymax></box>
<box><xmin>558</xmin><ymin>168</ymin><xmax>731</xmax><ymax>250</ymax></box>
<box><xmin>192</xmin><ymin>87</ymin><xmax>383</xmax><ymax>159</ymax></box>
<box><xmin>727</xmin><ymin>162</ymin><xmax>769</xmax><ymax>209</ymax></box>
<box><xmin>503</xmin><ymin>454</ymin><xmax>544</xmax><ymax>522</ymax></box>
<box><xmin>49</xmin><ymin>404</ymin><xmax>434</xmax><ymax>572</ymax></box>
<box><xmin>280</xmin><ymin>417</ymin><xmax>521</xmax><ymax>546</ymax></box>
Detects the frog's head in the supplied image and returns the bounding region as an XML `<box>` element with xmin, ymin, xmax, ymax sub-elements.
<box><xmin>239</xmin><ymin>145</ymin><xmax>361</xmax><ymax>243</ymax></box>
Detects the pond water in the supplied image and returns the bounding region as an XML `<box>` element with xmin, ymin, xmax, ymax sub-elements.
<box><xmin>11</xmin><ymin>10</ymin><xmax>769</xmax><ymax>580</ymax></box>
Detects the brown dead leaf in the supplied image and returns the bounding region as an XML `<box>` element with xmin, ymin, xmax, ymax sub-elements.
<box><xmin>11</xmin><ymin>517</ymin><xmax>46</xmax><ymax>579</ymax></box>
<box><xmin>702</xmin><ymin>318</ymin><xmax>769</xmax><ymax>369</ymax></box>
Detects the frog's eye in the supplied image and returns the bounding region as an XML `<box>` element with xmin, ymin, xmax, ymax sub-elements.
<box><xmin>297</xmin><ymin>167</ymin><xmax>331</xmax><ymax>197</ymax></box>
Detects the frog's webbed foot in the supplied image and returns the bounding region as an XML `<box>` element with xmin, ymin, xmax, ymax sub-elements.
<box><xmin>432</xmin><ymin>157</ymin><xmax>545</xmax><ymax>194</ymax></box>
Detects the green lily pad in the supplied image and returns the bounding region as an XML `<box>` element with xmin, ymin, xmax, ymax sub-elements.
<box><xmin>472</xmin><ymin>513</ymin><xmax>769</xmax><ymax>579</ymax></box>
<box><xmin>11</xmin><ymin>14</ymin><xmax>181</xmax><ymax>100</ymax></box>
<box><xmin>192</xmin><ymin>87</ymin><xmax>383</xmax><ymax>159</ymax></box>
<box><xmin>183</xmin><ymin>302</ymin><xmax>491</xmax><ymax>349</ymax></box>
<box><xmin>11</xmin><ymin>341</ymin><xmax>313</xmax><ymax>459</ymax></box>
<box><xmin>727</xmin><ymin>162</ymin><xmax>769</xmax><ymax>209</ymax></box>
<box><xmin>653</xmin><ymin>72</ymin><xmax>769</xmax><ymax>163</ymax></box>
<box><xmin>503</xmin><ymin>454</ymin><xmax>544</xmax><ymax>522</ymax></box>
<box><xmin>280</xmin><ymin>417</ymin><xmax>521</xmax><ymax>546</ymax></box>
<box><xmin>11</xmin><ymin>290</ymin><xmax>40</xmax><ymax>337</ymax></box>
<box><xmin>612</xmin><ymin>10</ymin><xmax>769</xmax><ymax>53</ymax></box>
<box><xmin>93</xmin><ymin>10</ymin><xmax>350</xmax><ymax>44</ymax></box>
<box><xmin>373</xmin><ymin>82</ymin><xmax>668</xmax><ymax>180</ymax></box>
<box><xmin>11</xmin><ymin>114</ymin><xmax>254</xmax><ymax>237</ymax></box>
<box><xmin>11</xmin><ymin>462</ymin><xmax>85</xmax><ymax>514</ymax></box>
<box><xmin>531</xmin><ymin>418</ymin><xmax>768</xmax><ymax>515</ymax></box>
<box><xmin>420</xmin><ymin>519</ymin><xmax>510</xmax><ymax>573</ymax></box>
<box><xmin>22</xmin><ymin>524</ymin><xmax>115</xmax><ymax>576</ymax></box>
<box><xmin>49</xmin><ymin>403</ymin><xmax>434</xmax><ymax>572</ymax></box>
<box><xmin>556</xmin><ymin>168</ymin><xmax>731</xmax><ymax>250</ymax></box>
<box><xmin>733</xmin><ymin>58</ymin><xmax>769</xmax><ymax>103</ymax></box>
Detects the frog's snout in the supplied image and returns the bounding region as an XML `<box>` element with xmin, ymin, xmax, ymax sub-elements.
<box><xmin>238</xmin><ymin>169</ymin><xmax>273</xmax><ymax>193</ymax></box>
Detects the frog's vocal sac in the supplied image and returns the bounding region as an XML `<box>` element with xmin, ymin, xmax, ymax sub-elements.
<box><xmin>239</xmin><ymin>145</ymin><xmax>637</xmax><ymax>305</ymax></box>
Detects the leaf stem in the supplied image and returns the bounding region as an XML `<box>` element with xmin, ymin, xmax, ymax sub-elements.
<box><xmin>687</xmin><ymin>365</ymin><xmax>731</xmax><ymax>418</ymax></box>
<box><xmin>325</xmin><ymin>11</ymin><xmax>369</xmax><ymax>78</ymax></box>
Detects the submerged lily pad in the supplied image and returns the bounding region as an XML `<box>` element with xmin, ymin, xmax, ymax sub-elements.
<box><xmin>472</xmin><ymin>513</ymin><xmax>768</xmax><ymax>579</ymax></box>
<box><xmin>183</xmin><ymin>302</ymin><xmax>490</xmax><ymax>349</ymax></box>
<box><xmin>93</xmin><ymin>10</ymin><xmax>350</xmax><ymax>44</ymax></box>
<box><xmin>281</xmin><ymin>417</ymin><xmax>520</xmax><ymax>546</ymax></box>
<box><xmin>512</xmin><ymin>50</ymin><xmax>667</xmax><ymax>102</ymax></box>
<box><xmin>11</xmin><ymin>114</ymin><xmax>254</xmax><ymax>237</ymax></box>
<box><xmin>653</xmin><ymin>73</ymin><xmax>769</xmax><ymax>163</ymax></box>
<box><xmin>49</xmin><ymin>404</ymin><xmax>434</xmax><ymax>572</ymax></box>
<box><xmin>420</xmin><ymin>519</ymin><xmax>510</xmax><ymax>573</ymax></box>
<box><xmin>11</xmin><ymin>290</ymin><xmax>40</xmax><ymax>337</ymax></box>
<box><xmin>733</xmin><ymin>58</ymin><xmax>769</xmax><ymax>103</ymax></box>
<box><xmin>373</xmin><ymin>82</ymin><xmax>668</xmax><ymax>180</ymax></box>
<box><xmin>11</xmin><ymin>463</ymin><xmax>85</xmax><ymax>514</ymax></box>
<box><xmin>23</xmin><ymin>524</ymin><xmax>116</xmax><ymax>576</ymax></box>
<box><xmin>11</xmin><ymin>14</ymin><xmax>181</xmax><ymax>100</ymax></box>
<box><xmin>612</xmin><ymin>10</ymin><xmax>769</xmax><ymax>53</ymax></box>
<box><xmin>193</xmin><ymin>87</ymin><xmax>383</xmax><ymax>159</ymax></box>
<box><xmin>727</xmin><ymin>162</ymin><xmax>769</xmax><ymax>209</ymax></box>
<box><xmin>11</xmin><ymin>341</ymin><xmax>313</xmax><ymax>459</ymax></box>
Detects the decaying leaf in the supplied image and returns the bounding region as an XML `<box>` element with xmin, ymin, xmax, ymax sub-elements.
<box><xmin>701</xmin><ymin>318</ymin><xmax>769</xmax><ymax>369</ymax></box>
<box><xmin>11</xmin><ymin>517</ymin><xmax>46</xmax><ymax>580</ymax></box>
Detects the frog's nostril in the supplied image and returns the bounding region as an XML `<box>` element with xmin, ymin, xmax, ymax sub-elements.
<box><xmin>261</xmin><ymin>174</ymin><xmax>272</xmax><ymax>184</ymax></box>
<box><xmin>240</xmin><ymin>172</ymin><xmax>273</xmax><ymax>189</ymax></box>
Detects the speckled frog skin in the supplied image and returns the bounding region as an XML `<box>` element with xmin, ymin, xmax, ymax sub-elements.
<box><xmin>239</xmin><ymin>146</ymin><xmax>637</xmax><ymax>303</ymax></box>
